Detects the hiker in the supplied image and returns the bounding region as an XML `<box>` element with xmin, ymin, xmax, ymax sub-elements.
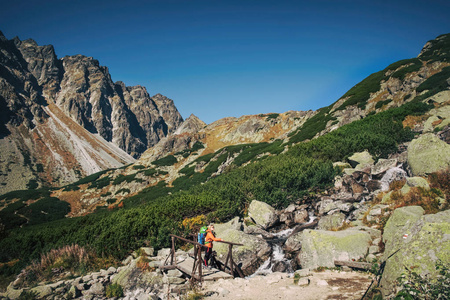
<box><xmin>204</xmin><ymin>224</ymin><xmax>223</xmax><ymax>268</ymax></box>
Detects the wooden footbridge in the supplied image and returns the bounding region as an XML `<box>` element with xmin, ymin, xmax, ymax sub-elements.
<box><xmin>160</xmin><ymin>234</ymin><xmax>244</xmax><ymax>282</ymax></box>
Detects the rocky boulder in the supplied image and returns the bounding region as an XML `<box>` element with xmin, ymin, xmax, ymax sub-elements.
<box><xmin>407</xmin><ymin>133</ymin><xmax>450</xmax><ymax>176</ymax></box>
<box><xmin>347</xmin><ymin>151</ymin><xmax>374</xmax><ymax>170</ymax></box>
<box><xmin>317</xmin><ymin>213</ymin><xmax>346</xmax><ymax>230</ymax></box>
<box><xmin>295</xmin><ymin>229</ymin><xmax>372</xmax><ymax>269</ymax></box>
<box><xmin>213</xmin><ymin>218</ymin><xmax>272</xmax><ymax>276</ymax></box>
<box><xmin>248</xmin><ymin>200</ymin><xmax>279</xmax><ymax>230</ymax></box>
<box><xmin>379</xmin><ymin>208</ymin><xmax>450</xmax><ymax>298</ymax></box>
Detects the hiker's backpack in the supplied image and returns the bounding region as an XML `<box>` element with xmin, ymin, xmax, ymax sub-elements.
<box><xmin>198</xmin><ymin>226</ymin><xmax>207</xmax><ymax>245</ymax></box>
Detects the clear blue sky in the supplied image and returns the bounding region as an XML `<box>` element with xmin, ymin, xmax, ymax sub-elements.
<box><xmin>1</xmin><ymin>0</ymin><xmax>449</xmax><ymax>124</ymax></box>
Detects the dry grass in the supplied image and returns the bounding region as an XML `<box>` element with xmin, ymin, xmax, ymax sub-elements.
<box><xmin>14</xmin><ymin>244</ymin><xmax>118</xmax><ymax>288</ymax></box>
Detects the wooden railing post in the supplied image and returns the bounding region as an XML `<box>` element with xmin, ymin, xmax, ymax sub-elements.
<box><xmin>171</xmin><ymin>235</ymin><xmax>176</xmax><ymax>266</ymax></box>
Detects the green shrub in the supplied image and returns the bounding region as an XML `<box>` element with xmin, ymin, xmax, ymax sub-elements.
<box><xmin>133</xmin><ymin>165</ymin><xmax>145</xmax><ymax>170</ymax></box>
<box><xmin>394</xmin><ymin>260</ymin><xmax>450</xmax><ymax>300</ymax></box>
<box><xmin>375</xmin><ymin>99</ymin><xmax>392</xmax><ymax>109</ymax></box>
<box><xmin>266</xmin><ymin>113</ymin><xmax>280</xmax><ymax>120</ymax></box>
<box><xmin>416</xmin><ymin>66</ymin><xmax>450</xmax><ymax>97</ymax></box>
<box><xmin>152</xmin><ymin>155</ymin><xmax>178</xmax><ymax>167</ymax></box>
<box><xmin>106</xmin><ymin>283</ymin><xmax>124</xmax><ymax>298</ymax></box>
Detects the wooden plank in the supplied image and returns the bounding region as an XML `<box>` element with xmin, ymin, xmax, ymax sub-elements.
<box><xmin>334</xmin><ymin>260</ymin><xmax>372</xmax><ymax>270</ymax></box>
<box><xmin>175</xmin><ymin>257</ymin><xmax>233</xmax><ymax>281</ymax></box>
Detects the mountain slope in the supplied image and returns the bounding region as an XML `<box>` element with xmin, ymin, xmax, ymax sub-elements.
<box><xmin>17</xmin><ymin>33</ymin><xmax>449</xmax><ymax>217</ymax></box>
<box><xmin>0</xmin><ymin>31</ymin><xmax>183</xmax><ymax>193</ymax></box>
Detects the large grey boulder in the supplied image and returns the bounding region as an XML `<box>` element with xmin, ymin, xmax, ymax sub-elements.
<box><xmin>248</xmin><ymin>200</ymin><xmax>279</xmax><ymax>229</ymax></box>
<box><xmin>317</xmin><ymin>212</ymin><xmax>346</xmax><ymax>230</ymax></box>
<box><xmin>382</xmin><ymin>206</ymin><xmax>424</xmax><ymax>249</ymax></box>
<box><xmin>111</xmin><ymin>259</ymin><xmax>163</xmax><ymax>291</ymax></box>
<box><xmin>296</xmin><ymin>229</ymin><xmax>372</xmax><ymax>269</ymax></box>
<box><xmin>379</xmin><ymin>208</ymin><xmax>450</xmax><ymax>298</ymax></box>
<box><xmin>348</xmin><ymin>151</ymin><xmax>374</xmax><ymax>170</ymax></box>
<box><xmin>213</xmin><ymin>218</ymin><xmax>272</xmax><ymax>276</ymax></box>
<box><xmin>407</xmin><ymin>133</ymin><xmax>450</xmax><ymax>176</ymax></box>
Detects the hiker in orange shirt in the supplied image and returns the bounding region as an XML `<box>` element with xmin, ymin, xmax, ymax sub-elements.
<box><xmin>204</xmin><ymin>224</ymin><xmax>223</xmax><ymax>268</ymax></box>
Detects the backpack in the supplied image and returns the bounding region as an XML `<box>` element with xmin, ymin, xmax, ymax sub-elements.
<box><xmin>198</xmin><ymin>226</ymin><xmax>207</xmax><ymax>245</ymax></box>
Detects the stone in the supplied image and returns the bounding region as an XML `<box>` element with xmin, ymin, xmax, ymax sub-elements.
<box><xmin>382</xmin><ymin>206</ymin><xmax>424</xmax><ymax>249</ymax></box>
<box><xmin>351</xmin><ymin>182</ymin><xmax>365</xmax><ymax>194</ymax></box>
<box><xmin>380</xmin><ymin>167</ymin><xmax>407</xmax><ymax>191</ymax></box>
<box><xmin>68</xmin><ymin>285</ymin><xmax>81</xmax><ymax>298</ymax></box>
<box><xmin>87</xmin><ymin>282</ymin><xmax>104</xmax><ymax>295</ymax></box>
<box><xmin>348</xmin><ymin>151</ymin><xmax>374</xmax><ymax>169</ymax></box>
<box><xmin>294</xmin><ymin>209</ymin><xmax>309</xmax><ymax>224</ymax></box>
<box><xmin>244</xmin><ymin>225</ymin><xmax>274</xmax><ymax>239</ymax></box>
<box><xmin>140</xmin><ymin>247</ymin><xmax>155</xmax><ymax>256</ymax></box>
<box><xmin>167</xmin><ymin>269</ymin><xmax>183</xmax><ymax>278</ymax></box>
<box><xmin>213</xmin><ymin>225</ymin><xmax>272</xmax><ymax>276</ymax></box>
<box><xmin>366</xmin><ymin>180</ymin><xmax>381</xmax><ymax>192</ymax></box>
<box><xmin>400</xmin><ymin>176</ymin><xmax>430</xmax><ymax>194</ymax></box>
<box><xmin>297</xmin><ymin>229</ymin><xmax>372</xmax><ymax>270</ymax></box>
<box><xmin>30</xmin><ymin>285</ymin><xmax>53</xmax><ymax>298</ymax></box>
<box><xmin>294</xmin><ymin>269</ymin><xmax>311</xmax><ymax>278</ymax></box>
<box><xmin>317</xmin><ymin>212</ymin><xmax>346</xmax><ymax>230</ymax></box>
<box><xmin>248</xmin><ymin>200</ymin><xmax>279</xmax><ymax>229</ymax></box>
<box><xmin>407</xmin><ymin>133</ymin><xmax>450</xmax><ymax>176</ymax></box>
<box><xmin>379</xmin><ymin>209</ymin><xmax>450</xmax><ymax>298</ymax></box>
<box><xmin>297</xmin><ymin>277</ymin><xmax>310</xmax><ymax>286</ymax></box>
<box><xmin>284</xmin><ymin>231</ymin><xmax>303</xmax><ymax>253</ymax></box>
<box><xmin>371</xmin><ymin>158</ymin><xmax>398</xmax><ymax>176</ymax></box>
<box><xmin>215</xmin><ymin>216</ymin><xmax>242</xmax><ymax>232</ymax></box>
<box><xmin>157</xmin><ymin>248</ymin><xmax>172</xmax><ymax>258</ymax></box>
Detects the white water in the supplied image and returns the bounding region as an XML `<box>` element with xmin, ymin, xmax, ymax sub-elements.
<box><xmin>250</xmin><ymin>210</ymin><xmax>316</xmax><ymax>277</ymax></box>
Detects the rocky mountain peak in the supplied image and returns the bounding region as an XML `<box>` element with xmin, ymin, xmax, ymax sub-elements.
<box><xmin>0</xmin><ymin>33</ymin><xmax>184</xmax><ymax>191</ymax></box>
<box><xmin>418</xmin><ymin>33</ymin><xmax>450</xmax><ymax>60</ymax></box>
<box><xmin>174</xmin><ymin>114</ymin><xmax>206</xmax><ymax>134</ymax></box>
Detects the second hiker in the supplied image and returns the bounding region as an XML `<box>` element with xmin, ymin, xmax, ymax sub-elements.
<box><xmin>204</xmin><ymin>224</ymin><xmax>223</xmax><ymax>268</ymax></box>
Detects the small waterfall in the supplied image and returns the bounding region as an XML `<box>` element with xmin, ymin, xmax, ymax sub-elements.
<box><xmin>250</xmin><ymin>210</ymin><xmax>315</xmax><ymax>277</ymax></box>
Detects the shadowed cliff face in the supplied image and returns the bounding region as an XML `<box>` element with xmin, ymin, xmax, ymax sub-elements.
<box><xmin>0</xmin><ymin>31</ymin><xmax>183</xmax><ymax>192</ymax></box>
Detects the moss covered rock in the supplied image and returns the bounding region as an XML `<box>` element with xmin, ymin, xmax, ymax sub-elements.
<box><xmin>379</xmin><ymin>209</ymin><xmax>450</xmax><ymax>298</ymax></box>
<box><xmin>297</xmin><ymin>229</ymin><xmax>372</xmax><ymax>269</ymax></box>
<box><xmin>248</xmin><ymin>200</ymin><xmax>279</xmax><ymax>229</ymax></box>
<box><xmin>407</xmin><ymin>133</ymin><xmax>450</xmax><ymax>176</ymax></box>
<box><xmin>214</xmin><ymin>217</ymin><xmax>271</xmax><ymax>276</ymax></box>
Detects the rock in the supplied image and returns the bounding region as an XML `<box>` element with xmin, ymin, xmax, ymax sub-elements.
<box><xmin>297</xmin><ymin>229</ymin><xmax>372</xmax><ymax>269</ymax></box>
<box><xmin>382</xmin><ymin>206</ymin><xmax>424</xmax><ymax>248</ymax></box>
<box><xmin>157</xmin><ymin>248</ymin><xmax>172</xmax><ymax>258</ymax></box>
<box><xmin>380</xmin><ymin>167</ymin><xmax>407</xmax><ymax>191</ymax></box>
<box><xmin>167</xmin><ymin>269</ymin><xmax>183</xmax><ymax>278</ymax></box>
<box><xmin>348</xmin><ymin>151</ymin><xmax>374</xmax><ymax>169</ymax></box>
<box><xmin>248</xmin><ymin>200</ymin><xmax>279</xmax><ymax>229</ymax></box>
<box><xmin>30</xmin><ymin>285</ymin><xmax>53</xmax><ymax>298</ymax></box>
<box><xmin>67</xmin><ymin>285</ymin><xmax>81</xmax><ymax>298</ymax></box>
<box><xmin>379</xmin><ymin>209</ymin><xmax>450</xmax><ymax>298</ymax></box>
<box><xmin>294</xmin><ymin>209</ymin><xmax>309</xmax><ymax>224</ymax></box>
<box><xmin>294</xmin><ymin>269</ymin><xmax>311</xmax><ymax>278</ymax></box>
<box><xmin>215</xmin><ymin>216</ymin><xmax>242</xmax><ymax>232</ymax></box>
<box><xmin>140</xmin><ymin>247</ymin><xmax>155</xmax><ymax>256</ymax></box>
<box><xmin>317</xmin><ymin>212</ymin><xmax>346</xmax><ymax>230</ymax></box>
<box><xmin>366</xmin><ymin>180</ymin><xmax>381</xmax><ymax>192</ymax></box>
<box><xmin>297</xmin><ymin>277</ymin><xmax>310</xmax><ymax>286</ymax></box>
<box><xmin>284</xmin><ymin>231</ymin><xmax>303</xmax><ymax>253</ymax></box>
<box><xmin>371</xmin><ymin>158</ymin><xmax>398</xmax><ymax>176</ymax></box>
<box><xmin>86</xmin><ymin>282</ymin><xmax>104</xmax><ymax>295</ymax></box>
<box><xmin>244</xmin><ymin>225</ymin><xmax>274</xmax><ymax>239</ymax></box>
<box><xmin>112</xmin><ymin>259</ymin><xmax>164</xmax><ymax>292</ymax></box>
<box><xmin>407</xmin><ymin>133</ymin><xmax>450</xmax><ymax>176</ymax></box>
<box><xmin>213</xmin><ymin>225</ymin><xmax>272</xmax><ymax>276</ymax></box>
<box><xmin>271</xmin><ymin>261</ymin><xmax>289</xmax><ymax>272</ymax></box>
<box><xmin>400</xmin><ymin>176</ymin><xmax>430</xmax><ymax>194</ymax></box>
